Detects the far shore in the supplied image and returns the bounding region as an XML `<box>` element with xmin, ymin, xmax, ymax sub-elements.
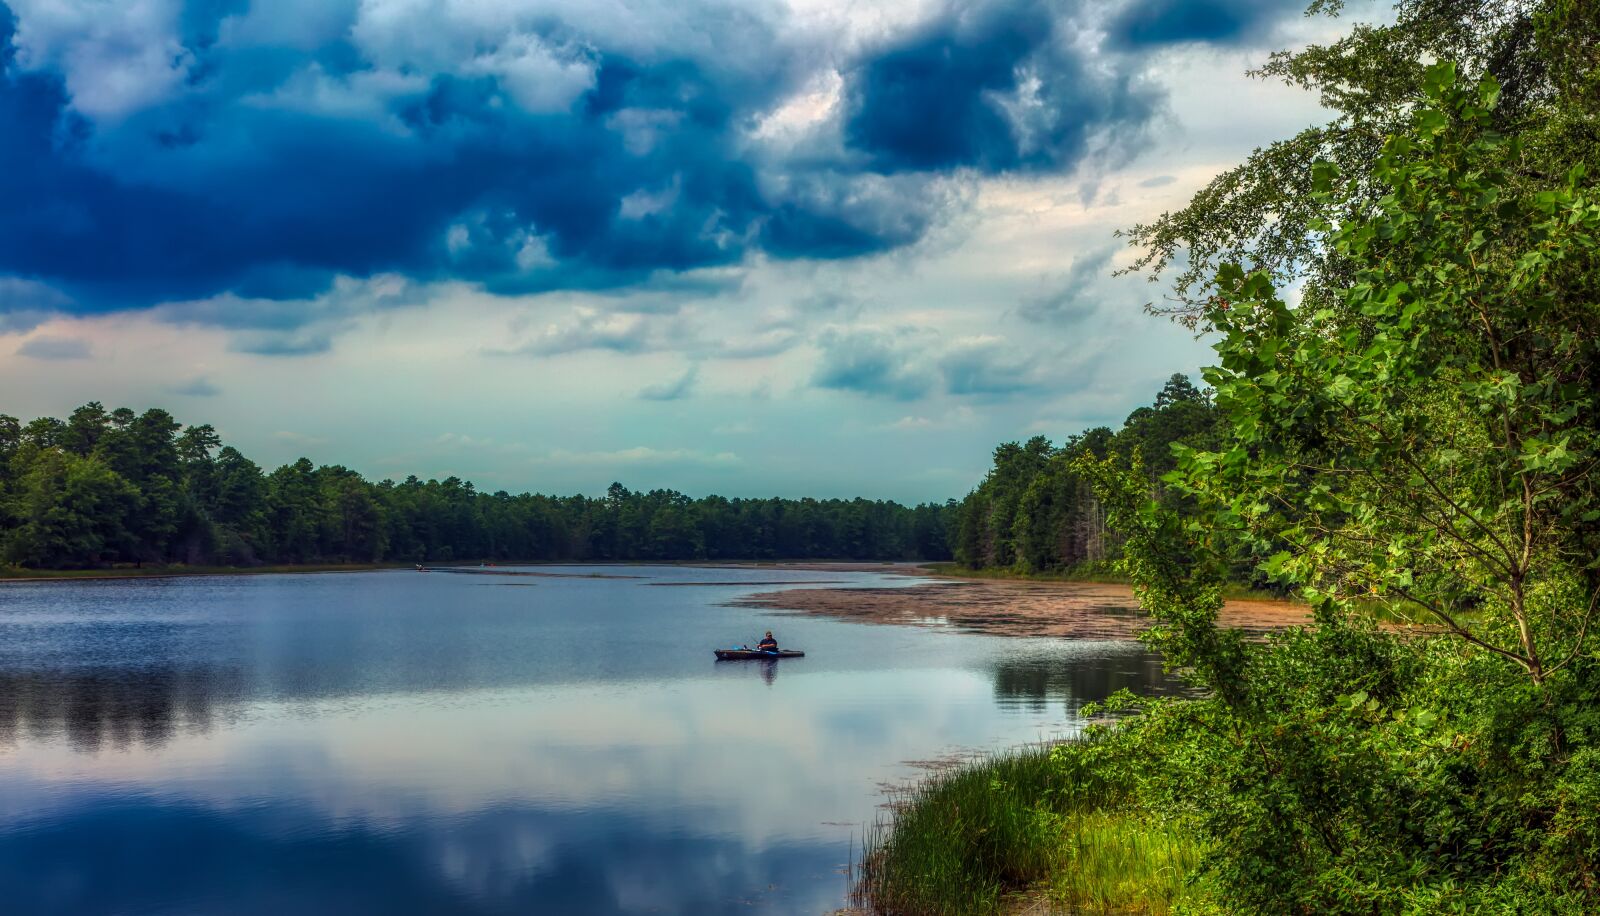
<box><xmin>0</xmin><ymin>562</ymin><xmax>416</xmax><ymax>583</ymax></box>
<box><xmin>0</xmin><ymin>558</ymin><xmax>925</xmax><ymax>583</ymax></box>
<box><xmin>0</xmin><ymin>560</ymin><xmax>1312</xmax><ymax>642</ymax></box>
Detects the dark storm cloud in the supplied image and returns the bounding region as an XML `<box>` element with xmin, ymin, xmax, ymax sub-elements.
<box><xmin>0</xmin><ymin>0</ymin><xmax>1174</xmax><ymax>335</ymax></box>
<box><xmin>1106</xmin><ymin>0</ymin><xmax>1305</xmax><ymax>48</ymax></box>
<box><xmin>841</xmin><ymin>0</ymin><xmax>1159</xmax><ymax>173</ymax></box>
<box><xmin>0</xmin><ymin>1</ymin><xmax>802</xmax><ymax>320</ymax></box>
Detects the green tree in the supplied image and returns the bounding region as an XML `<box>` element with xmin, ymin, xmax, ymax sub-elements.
<box><xmin>1</xmin><ymin>407</ymin><xmax>958</xmax><ymax>569</ymax></box>
<box><xmin>1191</xmin><ymin>66</ymin><xmax>1600</xmax><ymax>685</ymax></box>
<box><xmin>267</xmin><ymin>458</ymin><xmax>324</xmax><ymax>562</ymax></box>
<box><xmin>1123</xmin><ymin>0</ymin><xmax>1597</xmax><ymax>326</ymax></box>
<box><xmin>321</xmin><ymin>467</ymin><xmax>387</xmax><ymax>562</ymax></box>
<box><xmin>61</xmin><ymin>402</ymin><xmax>110</xmax><ymax>456</ymax></box>
<box><xmin>3</xmin><ymin>451</ymin><xmax>140</xmax><ymax>567</ymax></box>
<box><xmin>1081</xmin><ymin>66</ymin><xmax>1600</xmax><ymax>911</ymax></box>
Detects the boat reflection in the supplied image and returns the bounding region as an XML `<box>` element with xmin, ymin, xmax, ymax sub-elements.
<box><xmin>714</xmin><ymin>657</ymin><xmax>781</xmax><ymax>685</ymax></box>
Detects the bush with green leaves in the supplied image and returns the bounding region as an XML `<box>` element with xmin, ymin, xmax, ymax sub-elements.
<box><xmin>1074</xmin><ymin>64</ymin><xmax>1600</xmax><ymax>913</ymax></box>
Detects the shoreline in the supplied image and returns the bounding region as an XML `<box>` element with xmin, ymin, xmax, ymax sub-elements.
<box><xmin>0</xmin><ymin>558</ymin><xmax>925</xmax><ymax>584</ymax></box>
<box><xmin>732</xmin><ymin>576</ymin><xmax>1309</xmax><ymax>639</ymax></box>
<box><xmin>0</xmin><ymin>563</ymin><xmax>414</xmax><ymax>583</ymax></box>
<box><xmin>0</xmin><ymin>560</ymin><xmax>1311</xmax><ymax>642</ymax></box>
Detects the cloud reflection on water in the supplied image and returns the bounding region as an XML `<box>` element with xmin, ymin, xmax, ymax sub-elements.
<box><xmin>0</xmin><ymin>568</ymin><xmax>1178</xmax><ymax>914</ymax></box>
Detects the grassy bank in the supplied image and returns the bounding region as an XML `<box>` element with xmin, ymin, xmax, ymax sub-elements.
<box><xmin>854</xmin><ymin>745</ymin><xmax>1209</xmax><ymax>916</ymax></box>
<box><xmin>0</xmin><ymin>562</ymin><xmax>407</xmax><ymax>581</ymax></box>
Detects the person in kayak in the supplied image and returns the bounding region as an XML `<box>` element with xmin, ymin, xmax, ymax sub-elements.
<box><xmin>757</xmin><ymin>631</ymin><xmax>779</xmax><ymax>652</ymax></box>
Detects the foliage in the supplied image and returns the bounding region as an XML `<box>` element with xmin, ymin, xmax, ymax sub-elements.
<box><xmin>1063</xmin><ymin>66</ymin><xmax>1600</xmax><ymax>913</ymax></box>
<box><xmin>1193</xmin><ymin>63</ymin><xmax>1600</xmax><ymax>683</ymax></box>
<box><xmin>0</xmin><ymin>403</ymin><xmax>958</xmax><ymax>569</ymax></box>
<box><xmin>1122</xmin><ymin>0</ymin><xmax>1600</xmax><ymax>326</ymax></box>
<box><xmin>951</xmin><ymin>374</ymin><xmax>1222</xmax><ymax>576</ymax></box>
<box><xmin>854</xmin><ymin>745</ymin><xmax>1206</xmax><ymax>916</ymax></box>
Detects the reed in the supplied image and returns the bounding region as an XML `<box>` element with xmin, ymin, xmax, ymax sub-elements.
<box><xmin>852</xmin><ymin>746</ymin><xmax>1206</xmax><ymax>915</ymax></box>
<box><xmin>1047</xmin><ymin>810</ymin><xmax>1201</xmax><ymax>914</ymax></box>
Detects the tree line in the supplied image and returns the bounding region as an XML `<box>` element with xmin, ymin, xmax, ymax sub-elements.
<box><xmin>0</xmin><ymin>372</ymin><xmax>1229</xmax><ymax>573</ymax></box>
<box><xmin>0</xmin><ymin>404</ymin><xmax>955</xmax><ymax>568</ymax></box>
<box><xmin>950</xmin><ymin>373</ymin><xmax>1225</xmax><ymax>577</ymax></box>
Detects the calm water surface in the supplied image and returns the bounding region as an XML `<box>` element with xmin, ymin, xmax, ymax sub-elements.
<box><xmin>0</xmin><ymin>566</ymin><xmax>1171</xmax><ymax>914</ymax></box>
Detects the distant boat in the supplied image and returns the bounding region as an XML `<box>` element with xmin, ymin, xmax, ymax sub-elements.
<box><xmin>714</xmin><ymin>648</ymin><xmax>805</xmax><ymax>660</ymax></box>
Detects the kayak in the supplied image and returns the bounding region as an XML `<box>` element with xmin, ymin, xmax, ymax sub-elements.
<box><xmin>714</xmin><ymin>648</ymin><xmax>805</xmax><ymax>660</ymax></box>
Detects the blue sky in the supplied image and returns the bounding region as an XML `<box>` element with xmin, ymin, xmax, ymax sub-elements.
<box><xmin>0</xmin><ymin>0</ymin><xmax>1359</xmax><ymax>502</ymax></box>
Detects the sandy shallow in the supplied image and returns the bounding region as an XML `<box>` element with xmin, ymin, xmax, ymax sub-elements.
<box><xmin>731</xmin><ymin>573</ymin><xmax>1308</xmax><ymax>640</ymax></box>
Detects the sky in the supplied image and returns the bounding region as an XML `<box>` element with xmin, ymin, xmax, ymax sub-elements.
<box><xmin>0</xmin><ymin>0</ymin><xmax>1370</xmax><ymax>503</ymax></box>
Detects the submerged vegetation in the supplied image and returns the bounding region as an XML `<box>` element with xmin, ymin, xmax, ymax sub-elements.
<box><xmin>864</xmin><ymin>1</ymin><xmax>1600</xmax><ymax>913</ymax></box>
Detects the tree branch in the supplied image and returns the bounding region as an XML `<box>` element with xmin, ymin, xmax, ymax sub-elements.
<box><xmin>1545</xmin><ymin>584</ymin><xmax>1600</xmax><ymax>677</ymax></box>
<box><xmin>1390</xmin><ymin>584</ymin><xmax>1537</xmax><ymax>673</ymax></box>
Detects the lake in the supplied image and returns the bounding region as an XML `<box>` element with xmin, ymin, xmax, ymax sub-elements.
<box><xmin>0</xmin><ymin>565</ymin><xmax>1172</xmax><ymax>914</ymax></box>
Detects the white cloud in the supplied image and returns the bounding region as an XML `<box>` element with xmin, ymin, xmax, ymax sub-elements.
<box><xmin>618</xmin><ymin>179</ymin><xmax>682</xmax><ymax>221</ymax></box>
<box><xmin>499</xmin><ymin>308</ymin><xmax>689</xmax><ymax>356</ymax></box>
<box><xmin>460</xmin><ymin>32</ymin><xmax>596</xmax><ymax>113</ymax></box>
<box><xmin>8</xmin><ymin>0</ymin><xmax>193</xmax><ymax>121</ymax></box>
<box><xmin>607</xmin><ymin>108</ymin><xmax>687</xmax><ymax>157</ymax></box>
<box><xmin>243</xmin><ymin>65</ymin><xmax>429</xmax><ymax>126</ymax></box>
<box><xmin>749</xmin><ymin>68</ymin><xmax>843</xmax><ymax>146</ymax></box>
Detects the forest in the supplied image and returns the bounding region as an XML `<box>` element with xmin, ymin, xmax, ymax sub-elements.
<box><xmin>0</xmin><ymin>404</ymin><xmax>955</xmax><ymax>568</ymax></box>
<box><xmin>949</xmin><ymin>372</ymin><xmax>1219</xmax><ymax>576</ymax></box>
<box><xmin>0</xmin><ymin>372</ymin><xmax>1224</xmax><ymax>573</ymax></box>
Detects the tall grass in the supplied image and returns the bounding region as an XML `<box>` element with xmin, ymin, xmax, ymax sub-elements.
<box><xmin>1048</xmin><ymin>810</ymin><xmax>1200</xmax><ymax>914</ymax></box>
<box><xmin>853</xmin><ymin>746</ymin><xmax>1205</xmax><ymax>915</ymax></box>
